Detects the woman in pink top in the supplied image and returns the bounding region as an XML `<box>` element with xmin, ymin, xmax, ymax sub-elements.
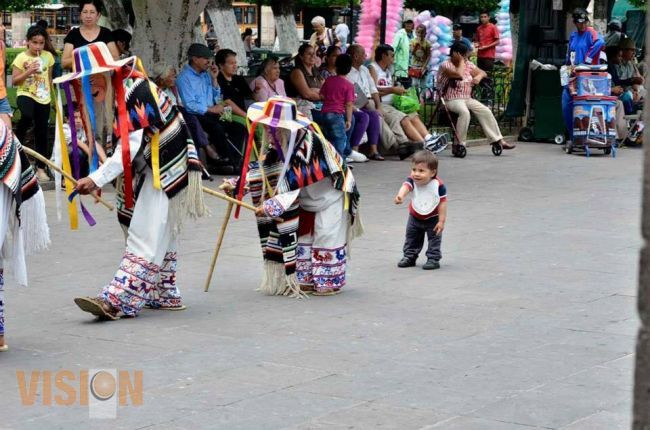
<box><xmin>250</xmin><ymin>57</ymin><xmax>286</xmax><ymax>102</ymax></box>
<box><xmin>319</xmin><ymin>54</ymin><xmax>355</xmax><ymax>158</ymax></box>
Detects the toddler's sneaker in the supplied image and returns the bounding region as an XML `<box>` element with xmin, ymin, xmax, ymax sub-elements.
<box><xmin>397</xmin><ymin>257</ymin><xmax>416</xmax><ymax>268</ymax></box>
<box><xmin>422</xmin><ymin>259</ymin><xmax>440</xmax><ymax>270</ymax></box>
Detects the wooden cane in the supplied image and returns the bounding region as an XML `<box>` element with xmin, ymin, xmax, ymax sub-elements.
<box><xmin>204</xmin><ymin>202</ymin><xmax>234</xmax><ymax>292</ymax></box>
<box><xmin>21</xmin><ymin>146</ymin><xmax>114</xmax><ymax>211</ymax></box>
<box><xmin>201</xmin><ymin>186</ymin><xmax>257</xmax><ymax>212</ymax></box>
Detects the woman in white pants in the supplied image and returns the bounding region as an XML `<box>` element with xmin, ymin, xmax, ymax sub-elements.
<box><xmin>436</xmin><ymin>42</ymin><xmax>515</xmax><ymax>151</ymax></box>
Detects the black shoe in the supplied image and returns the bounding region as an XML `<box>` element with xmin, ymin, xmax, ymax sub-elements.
<box><xmin>422</xmin><ymin>259</ymin><xmax>440</xmax><ymax>270</ymax></box>
<box><xmin>410</xmin><ymin>140</ymin><xmax>424</xmax><ymax>150</ymax></box>
<box><xmin>397</xmin><ymin>257</ymin><xmax>416</xmax><ymax>268</ymax></box>
<box><xmin>210</xmin><ymin>165</ymin><xmax>235</xmax><ymax>175</ymax></box>
<box><xmin>398</xmin><ymin>143</ymin><xmax>416</xmax><ymax>160</ymax></box>
<box><xmin>213</xmin><ymin>157</ymin><xmax>232</xmax><ymax>166</ymax></box>
<box><xmin>204</xmin><ymin>145</ymin><xmax>220</xmax><ymax>160</ymax></box>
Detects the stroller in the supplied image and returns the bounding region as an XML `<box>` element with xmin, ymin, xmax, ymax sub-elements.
<box><xmin>433</xmin><ymin>84</ymin><xmax>504</xmax><ymax>158</ymax></box>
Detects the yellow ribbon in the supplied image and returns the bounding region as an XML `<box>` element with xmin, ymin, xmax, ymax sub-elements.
<box><xmin>246</xmin><ymin>119</ymin><xmax>274</xmax><ymax>197</ymax></box>
<box><xmin>55</xmin><ymin>87</ymin><xmax>78</xmax><ymax>230</ymax></box>
<box><xmin>136</xmin><ymin>58</ymin><xmax>148</xmax><ymax>77</ymax></box>
<box><xmin>147</xmin><ymin>80</ymin><xmax>161</xmax><ymax>190</ymax></box>
<box><xmin>309</xmin><ymin>121</ymin><xmax>350</xmax><ymax>211</ymax></box>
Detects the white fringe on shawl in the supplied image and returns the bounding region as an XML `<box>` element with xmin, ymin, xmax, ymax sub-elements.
<box><xmin>20</xmin><ymin>189</ymin><xmax>51</xmax><ymax>255</ymax></box>
<box><xmin>346</xmin><ymin>208</ymin><xmax>365</xmax><ymax>260</ymax></box>
<box><xmin>1</xmin><ymin>215</ymin><xmax>26</xmax><ymax>287</ymax></box>
<box><xmin>259</xmin><ymin>261</ymin><xmax>307</xmax><ymax>299</ymax></box>
<box><xmin>167</xmin><ymin>170</ymin><xmax>208</xmax><ymax>236</ymax></box>
<box><xmin>1</xmin><ymin>189</ymin><xmax>50</xmax><ymax>287</ymax></box>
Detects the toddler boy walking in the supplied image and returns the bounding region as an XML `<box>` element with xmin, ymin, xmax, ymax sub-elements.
<box><xmin>395</xmin><ymin>150</ymin><xmax>447</xmax><ymax>270</ymax></box>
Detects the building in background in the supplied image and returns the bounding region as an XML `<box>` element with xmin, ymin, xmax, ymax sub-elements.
<box><xmin>3</xmin><ymin>2</ymin><xmax>79</xmax><ymax>48</ymax></box>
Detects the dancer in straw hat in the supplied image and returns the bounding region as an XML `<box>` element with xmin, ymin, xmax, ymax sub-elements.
<box><xmin>0</xmin><ymin>120</ymin><xmax>50</xmax><ymax>351</ymax></box>
<box><xmin>56</xmin><ymin>42</ymin><xmax>207</xmax><ymax>320</ymax></box>
<box><xmin>233</xmin><ymin>96</ymin><xmax>362</xmax><ymax>297</ymax></box>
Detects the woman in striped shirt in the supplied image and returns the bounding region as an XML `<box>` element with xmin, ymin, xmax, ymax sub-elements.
<box><xmin>436</xmin><ymin>42</ymin><xmax>515</xmax><ymax>150</ymax></box>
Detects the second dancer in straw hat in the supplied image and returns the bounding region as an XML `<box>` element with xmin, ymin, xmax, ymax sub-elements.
<box><xmin>233</xmin><ymin>96</ymin><xmax>362</xmax><ymax>297</ymax></box>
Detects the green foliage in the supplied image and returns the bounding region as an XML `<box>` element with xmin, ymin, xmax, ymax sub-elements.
<box><xmin>0</xmin><ymin>0</ymin><xmax>47</xmax><ymax>11</ymax></box>
<box><xmin>404</xmin><ymin>0</ymin><xmax>499</xmax><ymax>14</ymax></box>
<box><xmin>628</xmin><ymin>0</ymin><xmax>647</xmax><ymax>10</ymax></box>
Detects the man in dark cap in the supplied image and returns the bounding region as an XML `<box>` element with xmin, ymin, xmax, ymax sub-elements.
<box><xmin>561</xmin><ymin>8</ymin><xmax>605</xmax><ymax>140</ymax></box>
<box><xmin>176</xmin><ymin>43</ymin><xmax>247</xmax><ymax>171</ymax></box>
<box><xmin>452</xmin><ymin>24</ymin><xmax>473</xmax><ymax>52</ymax></box>
<box><xmin>616</xmin><ymin>38</ymin><xmax>644</xmax><ymax>99</ymax></box>
<box><xmin>605</xmin><ymin>19</ymin><xmax>625</xmax><ymax>48</ymax></box>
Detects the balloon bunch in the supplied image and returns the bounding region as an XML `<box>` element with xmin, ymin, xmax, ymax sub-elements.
<box><xmin>355</xmin><ymin>0</ymin><xmax>405</xmax><ymax>54</ymax></box>
<box><xmin>495</xmin><ymin>0</ymin><xmax>513</xmax><ymax>63</ymax></box>
<box><xmin>413</xmin><ymin>11</ymin><xmax>453</xmax><ymax>85</ymax></box>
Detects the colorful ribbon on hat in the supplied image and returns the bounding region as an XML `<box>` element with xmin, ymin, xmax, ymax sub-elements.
<box><xmin>147</xmin><ymin>80</ymin><xmax>161</xmax><ymax>190</ymax></box>
<box><xmin>78</xmin><ymin>50</ymin><xmax>101</xmax><ymax>173</ymax></box>
<box><xmin>59</xmin><ymin>83</ymin><xmax>97</xmax><ymax>227</ymax></box>
<box><xmin>54</xmin><ymin>87</ymin><xmax>79</xmax><ymax>229</ymax></box>
<box><xmin>307</xmin><ymin>121</ymin><xmax>350</xmax><ymax>211</ymax></box>
<box><xmin>236</xmin><ymin>98</ymin><xmax>297</xmax><ymax>218</ymax></box>
<box><xmin>234</xmin><ymin>118</ymin><xmax>259</xmax><ymax>219</ymax></box>
<box><xmin>113</xmin><ymin>69</ymin><xmax>135</xmax><ymax>209</ymax></box>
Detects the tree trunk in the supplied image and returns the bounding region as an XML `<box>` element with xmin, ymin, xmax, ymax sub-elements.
<box><xmin>634</xmin><ymin>8</ymin><xmax>650</xmax><ymax>430</ymax></box>
<box><xmin>591</xmin><ymin>0</ymin><xmax>608</xmax><ymax>35</ymax></box>
<box><xmin>271</xmin><ymin>0</ymin><xmax>300</xmax><ymax>54</ymax></box>
<box><xmin>205</xmin><ymin>0</ymin><xmax>248</xmax><ymax>69</ymax></box>
<box><xmin>102</xmin><ymin>0</ymin><xmax>131</xmax><ymax>31</ymax></box>
<box><xmin>131</xmin><ymin>0</ymin><xmax>209</xmax><ymax>70</ymax></box>
<box><xmin>510</xmin><ymin>12</ymin><xmax>519</xmax><ymax>68</ymax></box>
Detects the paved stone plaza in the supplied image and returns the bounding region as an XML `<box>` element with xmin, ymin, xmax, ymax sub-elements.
<box><xmin>0</xmin><ymin>142</ymin><xmax>642</xmax><ymax>429</ymax></box>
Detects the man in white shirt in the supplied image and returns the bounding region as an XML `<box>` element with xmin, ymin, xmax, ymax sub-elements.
<box><xmin>369</xmin><ymin>44</ymin><xmax>443</xmax><ymax>158</ymax></box>
<box><xmin>346</xmin><ymin>44</ymin><xmax>385</xmax><ymax>161</ymax></box>
<box><xmin>335</xmin><ymin>17</ymin><xmax>350</xmax><ymax>52</ymax></box>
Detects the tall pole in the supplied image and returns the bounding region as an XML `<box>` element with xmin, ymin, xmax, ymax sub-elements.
<box><xmin>349</xmin><ymin>0</ymin><xmax>355</xmax><ymax>43</ymax></box>
<box><xmin>634</xmin><ymin>6</ymin><xmax>650</xmax><ymax>429</ymax></box>
<box><xmin>379</xmin><ymin>0</ymin><xmax>387</xmax><ymax>44</ymax></box>
<box><xmin>257</xmin><ymin>0</ymin><xmax>262</xmax><ymax>48</ymax></box>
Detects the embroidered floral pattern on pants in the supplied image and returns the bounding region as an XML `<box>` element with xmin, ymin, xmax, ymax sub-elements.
<box><xmin>297</xmin><ymin>245</ymin><xmax>346</xmax><ymax>292</ymax></box>
<box><xmin>264</xmin><ymin>198</ymin><xmax>285</xmax><ymax>218</ymax></box>
<box><xmin>0</xmin><ymin>269</ymin><xmax>4</xmax><ymax>335</ymax></box>
<box><xmin>296</xmin><ymin>242</ymin><xmax>314</xmax><ymax>285</ymax></box>
<box><xmin>147</xmin><ymin>251</ymin><xmax>183</xmax><ymax>309</ymax></box>
<box><xmin>101</xmin><ymin>252</ymin><xmax>160</xmax><ymax>316</ymax></box>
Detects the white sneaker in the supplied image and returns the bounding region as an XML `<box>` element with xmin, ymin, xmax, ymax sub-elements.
<box><xmin>345</xmin><ymin>157</ymin><xmax>354</xmax><ymax>163</ymax></box>
<box><xmin>348</xmin><ymin>150</ymin><xmax>368</xmax><ymax>163</ymax></box>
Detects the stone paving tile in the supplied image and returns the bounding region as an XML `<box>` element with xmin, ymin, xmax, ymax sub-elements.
<box><xmin>561</xmin><ymin>410</ymin><xmax>631</xmax><ymax>429</ymax></box>
<box><xmin>292</xmin><ymin>401</ymin><xmax>452</xmax><ymax>429</ymax></box>
<box><xmin>469</xmin><ymin>380</ymin><xmax>630</xmax><ymax>428</ymax></box>
<box><xmin>427</xmin><ymin>416</ymin><xmax>546</xmax><ymax>429</ymax></box>
<box><xmin>0</xmin><ymin>143</ymin><xmax>641</xmax><ymax>428</ymax></box>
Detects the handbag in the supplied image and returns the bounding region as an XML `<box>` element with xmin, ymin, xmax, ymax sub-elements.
<box><xmin>353</xmin><ymin>82</ymin><xmax>369</xmax><ymax>109</ymax></box>
<box><xmin>393</xmin><ymin>87</ymin><xmax>420</xmax><ymax>114</ymax></box>
<box><xmin>408</xmin><ymin>66</ymin><xmax>424</xmax><ymax>79</ymax></box>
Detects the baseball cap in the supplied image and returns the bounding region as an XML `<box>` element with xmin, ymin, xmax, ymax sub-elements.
<box><xmin>187</xmin><ymin>43</ymin><xmax>213</xmax><ymax>59</ymax></box>
<box><xmin>572</xmin><ymin>8</ymin><xmax>588</xmax><ymax>24</ymax></box>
